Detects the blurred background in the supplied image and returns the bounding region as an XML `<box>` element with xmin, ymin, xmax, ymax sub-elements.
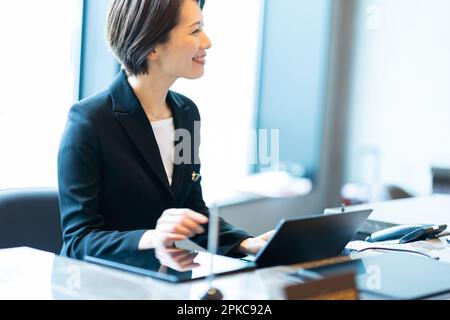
<box><xmin>1</xmin><ymin>0</ymin><xmax>449</xmax><ymax>235</ymax></box>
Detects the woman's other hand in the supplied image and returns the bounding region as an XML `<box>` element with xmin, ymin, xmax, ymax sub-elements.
<box><xmin>238</xmin><ymin>230</ymin><xmax>276</xmax><ymax>256</ymax></box>
<box><xmin>138</xmin><ymin>209</ymin><xmax>208</xmax><ymax>250</ymax></box>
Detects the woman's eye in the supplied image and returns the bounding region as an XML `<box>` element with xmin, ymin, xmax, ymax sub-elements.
<box><xmin>192</xmin><ymin>28</ymin><xmax>202</xmax><ymax>35</ymax></box>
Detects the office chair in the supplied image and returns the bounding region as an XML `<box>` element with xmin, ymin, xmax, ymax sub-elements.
<box><xmin>431</xmin><ymin>166</ymin><xmax>450</xmax><ymax>194</ymax></box>
<box><xmin>0</xmin><ymin>188</ymin><xmax>62</xmax><ymax>254</ymax></box>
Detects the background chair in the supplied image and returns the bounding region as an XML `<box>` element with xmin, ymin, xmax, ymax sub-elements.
<box><xmin>0</xmin><ymin>188</ymin><xmax>62</xmax><ymax>254</ymax></box>
<box><xmin>431</xmin><ymin>166</ymin><xmax>450</xmax><ymax>194</ymax></box>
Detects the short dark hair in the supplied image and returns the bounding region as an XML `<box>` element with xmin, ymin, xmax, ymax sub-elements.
<box><xmin>106</xmin><ymin>0</ymin><xmax>204</xmax><ymax>76</ymax></box>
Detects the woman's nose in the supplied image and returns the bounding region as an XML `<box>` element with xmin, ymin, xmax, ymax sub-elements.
<box><xmin>201</xmin><ymin>31</ymin><xmax>212</xmax><ymax>50</ymax></box>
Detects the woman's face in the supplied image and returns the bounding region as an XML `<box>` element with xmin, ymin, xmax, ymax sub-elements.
<box><xmin>153</xmin><ymin>0</ymin><xmax>212</xmax><ymax>80</ymax></box>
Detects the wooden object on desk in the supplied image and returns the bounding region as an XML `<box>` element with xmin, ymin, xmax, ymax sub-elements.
<box><xmin>284</xmin><ymin>272</ymin><xmax>358</xmax><ymax>300</ymax></box>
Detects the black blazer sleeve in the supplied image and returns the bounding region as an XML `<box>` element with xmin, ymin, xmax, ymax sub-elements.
<box><xmin>58</xmin><ymin>103</ymin><xmax>146</xmax><ymax>259</ymax></box>
<box><xmin>186</xmin><ymin>175</ymin><xmax>252</xmax><ymax>257</ymax></box>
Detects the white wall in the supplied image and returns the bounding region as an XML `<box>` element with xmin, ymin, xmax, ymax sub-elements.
<box><xmin>345</xmin><ymin>0</ymin><xmax>450</xmax><ymax>197</ymax></box>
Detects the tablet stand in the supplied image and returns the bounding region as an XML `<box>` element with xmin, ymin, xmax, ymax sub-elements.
<box><xmin>200</xmin><ymin>203</ymin><xmax>224</xmax><ymax>300</ymax></box>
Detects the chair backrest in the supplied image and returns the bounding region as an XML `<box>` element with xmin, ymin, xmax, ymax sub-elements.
<box><xmin>0</xmin><ymin>188</ymin><xmax>62</xmax><ymax>254</ymax></box>
<box><xmin>431</xmin><ymin>166</ymin><xmax>450</xmax><ymax>194</ymax></box>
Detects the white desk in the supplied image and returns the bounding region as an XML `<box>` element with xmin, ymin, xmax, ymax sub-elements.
<box><xmin>348</xmin><ymin>194</ymin><xmax>450</xmax><ymax>226</ymax></box>
<box><xmin>1</xmin><ymin>195</ymin><xmax>450</xmax><ymax>300</ymax></box>
<box><xmin>0</xmin><ymin>247</ymin><xmax>297</xmax><ymax>300</ymax></box>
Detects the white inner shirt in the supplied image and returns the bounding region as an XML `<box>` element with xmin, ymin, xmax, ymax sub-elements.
<box><xmin>150</xmin><ymin>117</ymin><xmax>175</xmax><ymax>185</ymax></box>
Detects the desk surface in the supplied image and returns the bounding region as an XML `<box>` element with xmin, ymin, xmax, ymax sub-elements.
<box><xmin>349</xmin><ymin>194</ymin><xmax>450</xmax><ymax>226</ymax></box>
<box><xmin>2</xmin><ymin>195</ymin><xmax>450</xmax><ymax>300</ymax></box>
<box><xmin>0</xmin><ymin>247</ymin><xmax>302</xmax><ymax>300</ymax></box>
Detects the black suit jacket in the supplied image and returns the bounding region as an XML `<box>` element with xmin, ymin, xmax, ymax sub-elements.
<box><xmin>58</xmin><ymin>70</ymin><xmax>250</xmax><ymax>259</ymax></box>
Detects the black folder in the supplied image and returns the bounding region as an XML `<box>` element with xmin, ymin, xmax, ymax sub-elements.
<box><xmin>307</xmin><ymin>252</ymin><xmax>450</xmax><ymax>299</ymax></box>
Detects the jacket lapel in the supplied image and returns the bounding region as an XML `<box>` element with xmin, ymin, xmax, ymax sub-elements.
<box><xmin>108</xmin><ymin>70</ymin><xmax>194</xmax><ymax>202</ymax></box>
<box><xmin>109</xmin><ymin>71</ymin><xmax>174</xmax><ymax>200</ymax></box>
<box><xmin>168</xmin><ymin>91</ymin><xmax>194</xmax><ymax>201</ymax></box>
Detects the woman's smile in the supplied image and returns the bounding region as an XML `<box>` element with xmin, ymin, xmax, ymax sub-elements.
<box><xmin>193</xmin><ymin>53</ymin><xmax>206</xmax><ymax>65</ymax></box>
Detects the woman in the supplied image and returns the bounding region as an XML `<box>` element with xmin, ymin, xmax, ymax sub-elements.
<box><xmin>58</xmin><ymin>0</ymin><xmax>272</xmax><ymax>262</ymax></box>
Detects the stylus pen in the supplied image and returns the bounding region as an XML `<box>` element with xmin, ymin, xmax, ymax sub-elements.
<box><xmin>207</xmin><ymin>203</ymin><xmax>220</xmax><ymax>281</ymax></box>
<box><xmin>200</xmin><ymin>203</ymin><xmax>224</xmax><ymax>300</ymax></box>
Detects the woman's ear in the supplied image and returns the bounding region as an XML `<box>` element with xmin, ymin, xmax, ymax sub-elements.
<box><xmin>148</xmin><ymin>49</ymin><xmax>158</xmax><ymax>61</ymax></box>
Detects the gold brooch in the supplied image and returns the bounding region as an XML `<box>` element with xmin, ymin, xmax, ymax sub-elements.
<box><xmin>191</xmin><ymin>171</ymin><xmax>201</xmax><ymax>182</ymax></box>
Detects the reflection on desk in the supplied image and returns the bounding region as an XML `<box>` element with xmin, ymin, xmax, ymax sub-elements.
<box><xmin>84</xmin><ymin>248</ymin><xmax>255</xmax><ymax>283</ymax></box>
<box><xmin>0</xmin><ymin>247</ymin><xmax>289</xmax><ymax>300</ymax></box>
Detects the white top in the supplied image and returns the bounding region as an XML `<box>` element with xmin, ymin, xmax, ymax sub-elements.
<box><xmin>150</xmin><ymin>117</ymin><xmax>175</xmax><ymax>185</ymax></box>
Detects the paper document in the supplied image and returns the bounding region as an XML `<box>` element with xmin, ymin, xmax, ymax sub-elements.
<box><xmin>175</xmin><ymin>239</ymin><xmax>208</xmax><ymax>252</ymax></box>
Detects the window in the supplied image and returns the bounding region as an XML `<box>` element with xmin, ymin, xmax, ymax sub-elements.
<box><xmin>0</xmin><ymin>0</ymin><xmax>83</xmax><ymax>189</ymax></box>
<box><xmin>345</xmin><ymin>0</ymin><xmax>450</xmax><ymax>196</ymax></box>
<box><xmin>255</xmin><ymin>0</ymin><xmax>332</xmax><ymax>181</ymax></box>
<box><xmin>172</xmin><ymin>0</ymin><xmax>332</xmax><ymax>202</ymax></box>
<box><xmin>172</xmin><ymin>0</ymin><xmax>265</xmax><ymax>202</ymax></box>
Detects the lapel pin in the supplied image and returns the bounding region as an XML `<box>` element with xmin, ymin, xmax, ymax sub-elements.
<box><xmin>191</xmin><ymin>171</ymin><xmax>201</xmax><ymax>182</ymax></box>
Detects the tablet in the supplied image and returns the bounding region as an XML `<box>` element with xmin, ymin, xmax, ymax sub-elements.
<box><xmin>253</xmin><ymin>209</ymin><xmax>373</xmax><ymax>268</ymax></box>
<box><xmin>85</xmin><ymin>249</ymin><xmax>255</xmax><ymax>283</ymax></box>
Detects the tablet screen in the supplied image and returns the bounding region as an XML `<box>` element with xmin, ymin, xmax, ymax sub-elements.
<box><xmin>84</xmin><ymin>248</ymin><xmax>255</xmax><ymax>283</ymax></box>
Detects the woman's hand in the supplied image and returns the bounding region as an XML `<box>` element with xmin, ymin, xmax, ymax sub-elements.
<box><xmin>238</xmin><ymin>230</ymin><xmax>276</xmax><ymax>256</ymax></box>
<box><xmin>155</xmin><ymin>247</ymin><xmax>200</xmax><ymax>272</ymax></box>
<box><xmin>138</xmin><ymin>209</ymin><xmax>208</xmax><ymax>250</ymax></box>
